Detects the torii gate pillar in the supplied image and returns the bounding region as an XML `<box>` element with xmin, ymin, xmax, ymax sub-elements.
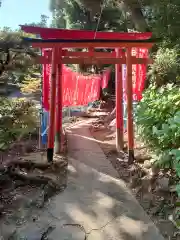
<box><xmin>115</xmin><ymin>48</ymin><xmax>124</xmax><ymax>151</ymax></box>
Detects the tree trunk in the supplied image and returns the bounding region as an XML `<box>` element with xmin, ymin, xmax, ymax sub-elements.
<box><xmin>117</xmin><ymin>0</ymin><xmax>150</xmax><ymax>32</ymax></box>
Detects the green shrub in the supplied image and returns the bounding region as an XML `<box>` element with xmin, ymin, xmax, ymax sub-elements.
<box><xmin>0</xmin><ymin>97</ymin><xmax>39</xmax><ymax>150</ymax></box>
<box><xmin>136</xmin><ymin>84</ymin><xmax>180</xmax><ymax>165</ymax></box>
<box><xmin>136</xmin><ymin>84</ymin><xmax>180</xmax><ymax>149</ymax></box>
<box><xmin>136</xmin><ymin>84</ymin><xmax>180</xmax><ymax>207</ymax></box>
<box><xmin>148</xmin><ymin>47</ymin><xmax>180</xmax><ymax>87</ymax></box>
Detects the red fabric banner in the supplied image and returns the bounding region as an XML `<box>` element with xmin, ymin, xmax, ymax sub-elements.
<box><xmin>135</xmin><ymin>48</ymin><xmax>148</xmax><ymax>100</ymax></box>
<box><xmin>101</xmin><ymin>68</ymin><xmax>111</xmax><ymax>89</ymax></box>
<box><xmin>122</xmin><ymin>48</ymin><xmax>148</xmax><ymax>101</ymax></box>
<box><xmin>43</xmin><ymin>47</ymin><xmax>148</xmax><ymax>110</ymax></box>
<box><xmin>42</xmin><ymin>50</ymin><xmax>106</xmax><ymax>110</ymax></box>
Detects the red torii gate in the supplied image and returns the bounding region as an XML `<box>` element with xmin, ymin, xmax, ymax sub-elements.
<box><xmin>21</xmin><ymin>26</ymin><xmax>154</xmax><ymax>163</ymax></box>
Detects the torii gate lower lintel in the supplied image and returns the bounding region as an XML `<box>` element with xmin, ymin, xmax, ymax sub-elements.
<box><xmin>22</xmin><ymin>37</ymin><xmax>155</xmax><ymax>164</ymax></box>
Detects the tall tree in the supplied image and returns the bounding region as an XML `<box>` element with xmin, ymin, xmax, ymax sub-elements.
<box><xmin>142</xmin><ymin>0</ymin><xmax>180</xmax><ymax>44</ymax></box>
<box><xmin>0</xmin><ymin>28</ymin><xmax>38</xmax><ymax>95</ymax></box>
<box><xmin>76</xmin><ymin>0</ymin><xmax>150</xmax><ymax>31</ymax></box>
<box><xmin>49</xmin><ymin>0</ymin><xmax>128</xmax><ymax>31</ymax></box>
<box><xmin>0</xmin><ymin>13</ymin><xmax>50</xmax><ymax>96</ymax></box>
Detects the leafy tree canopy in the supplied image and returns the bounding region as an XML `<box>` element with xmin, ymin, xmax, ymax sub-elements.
<box><xmin>0</xmin><ymin>13</ymin><xmax>49</xmax><ymax>95</ymax></box>
<box><xmin>50</xmin><ymin>0</ymin><xmax>128</xmax><ymax>31</ymax></box>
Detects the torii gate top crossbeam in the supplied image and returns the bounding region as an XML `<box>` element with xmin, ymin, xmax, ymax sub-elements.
<box><xmin>22</xmin><ymin>37</ymin><xmax>155</xmax><ymax>49</ymax></box>
<box><xmin>20</xmin><ymin>25</ymin><xmax>152</xmax><ymax>40</ymax></box>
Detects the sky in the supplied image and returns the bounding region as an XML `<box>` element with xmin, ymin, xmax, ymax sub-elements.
<box><xmin>0</xmin><ymin>0</ymin><xmax>52</xmax><ymax>29</ymax></box>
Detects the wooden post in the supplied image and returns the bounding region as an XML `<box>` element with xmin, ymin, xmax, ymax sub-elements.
<box><xmin>47</xmin><ymin>48</ymin><xmax>57</xmax><ymax>162</ymax></box>
<box><xmin>115</xmin><ymin>48</ymin><xmax>124</xmax><ymax>151</ymax></box>
<box><xmin>126</xmin><ymin>48</ymin><xmax>134</xmax><ymax>164</ymax></box>
<box><xmin>55</xmin><ymin>48</ymin><xmax>63</xmax><ymax>154</ymax></box>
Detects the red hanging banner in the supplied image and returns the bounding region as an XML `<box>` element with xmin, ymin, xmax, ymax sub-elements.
<box><xmin>43</xmin><ymin>46</ymin><xmax>148</xmax><ymax>110</ymax></box>
<box><xmin>42</xmin><ymin>50</ymin><xmax>103</xmax><ymax>110</ymax></box>
<box><xmin>101</xmin><ymin>68</ymin><xmax>111</xmax><ymax>89</ymax></box>
<box><xmin>122</xmin><ymin>47</ymin><xmax>148</xmax><ymax>101</ymax></box>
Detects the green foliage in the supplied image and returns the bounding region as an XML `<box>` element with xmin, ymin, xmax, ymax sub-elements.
<box><xmin>142</xmin><ymin>0</ymin><xmax>180</xmax><ymax>45</ymax></box>
<box><xmin>148</xmin><ymin>47</ymin><xmax>180</xmax><ymax>87</ymax></box>
<box><xmin>50</xmin><ymin>0</ymin><xmax>127</xmax><ymax>31</ymax></box>
<box><xmin>50</xmin><ymin>0</ymin><xmax>180</xmax><ymax>48</ymax></box>
<box><xmin>0</xmin><ymin>28</ymin><xmax>40</xmax><ymax>95</ymax></box>
<box><xmin>136</xmin><ymin>84</ymin><xmax>180</xmax><ymax>200</ymax></box>
<box><xmin>136</xmin><ymin>84</ymin><xmax>180</xmax><ymax>152</ymax></box>
<box><xmin>0</xmin><ymin>98</ymin><xmax>38</xmax><ymax>150</ymax></box>
<box><xmin>170</xmin><ymin>149</ymin><xmax>180</xmax><ymax>200</ymax></box>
